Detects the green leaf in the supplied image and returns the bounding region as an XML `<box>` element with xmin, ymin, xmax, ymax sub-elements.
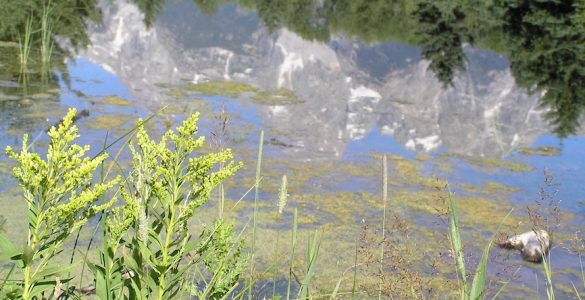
<box><xmin>0</xmin><ymin>235</ymin><xmax>21</xmax><ymax>262</ymax></box>
<box><xmin>0</xmin><ymin>236</ymin><xmax>17</xmax><ymax>254</ymax></box>
<box><xmin>469</xmin><ymin>241</ymin><xmax>489</xmax><ymax>300</ymax></box>
<box><xmin>32</xmin><ymin>262</ymin><xmax>80</xmax><ymax>282</ymax></box>
<box><xmin>142</xmin><ymin>272</ymin><xmax>159</xmax><ymax>293</ymax></box>
<box><xmin>29</xmin><ymin>277</ymin><xmax>72</xmax><ymax>298</ymax></box>
<box><xmin>471</xmin><ymin>209</ymin><xmax>513</xmax><ymax>300</ymax></box>
<box><xmin>447</xmin><ymin>186</ymin><xmax>467</xmax><ymax>299</ymax></box>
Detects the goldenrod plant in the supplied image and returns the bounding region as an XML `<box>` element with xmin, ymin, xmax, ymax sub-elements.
<box><xmin>1</xmin><ymin>108</ymin><xmax>120</xmax><ymax>299</ymax></box>
<box><xmin>0</xmin><ymin>109</ymin><xmax>246</xmax><ymax>300</ymax></box>
<box><xmin>106</xmin><ymin>113</ymin><xmax>243</xmax><ymax>299</ymax></box>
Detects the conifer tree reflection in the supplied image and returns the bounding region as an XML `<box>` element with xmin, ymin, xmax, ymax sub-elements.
<box><xmin>493</xmin><ymin>0</ymin><xmax>585</xmax><ymax>137</ymax></box>
<box><xmin>415</xmin><ymin>1</ymin><xmax>472</xmax><ymax>87</ymax></box>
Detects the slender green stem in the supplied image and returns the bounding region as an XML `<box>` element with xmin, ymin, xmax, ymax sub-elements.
<box><xmin>272</xmin><ymin>231</ymin><xmax>280</xmax><ymax>299</ymax></box>
<box><xmin>378</xmin><ymin>155</ymin><xmax>388</xmax><ymax>299</ymax></box>
<box><xmin>248</xmin><ymin>130</ymin><xmax>264</xmax><ymax>299</ymax></box>
<box><xmin>286</xmin><ymin>208</ymin><xmax>298</xmax><ymax>300</ymax></box>
<box><xmin>352</xmin><ymin>237</ymin><xmax>358</xmax><ymax>300</ymax></box>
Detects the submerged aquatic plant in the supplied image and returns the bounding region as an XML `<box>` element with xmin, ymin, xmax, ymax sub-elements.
<box><xmin>1</xmin><ymin>108</ymin><xmax>120</xmax><ymax>299</ymax></box>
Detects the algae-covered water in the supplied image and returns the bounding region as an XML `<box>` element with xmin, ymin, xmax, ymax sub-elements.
<box><xmin>1</xmin><ymin>0</ymin><xmax>585</xmax><ymax>298</ymax></box>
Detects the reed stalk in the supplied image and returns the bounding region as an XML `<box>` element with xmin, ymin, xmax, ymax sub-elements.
<box><xmin>40</xmin><ymin>2</ymin><xmax>54</xmax><ymax>66</ymax></box>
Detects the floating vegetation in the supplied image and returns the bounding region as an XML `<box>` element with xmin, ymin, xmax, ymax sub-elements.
<box><xmin>85</xmin><ymin>114</ymin><xmax>131</xmax><ymax>130</ymax></box>
<box><xmin>251</xmin><ymin>88</ymin><xmax>304</xmax><ymax>105</ymax></box>
<box><xmin>517</xmin><ymin>146</ymin><xmax>561</xmax><ymax>156</ymax></box>
<box><xmin>189</xmin><ymin>98</ymin><xmax>209</xmax><ymax>106</ymax></box>
<box><xmin>236</xmin><ymin>158</ymin><xmax>337</xmax><ymax>195</ymax></box>
<box><xmin>0</xmin><ymin>41</ymin><xmax>19</xmax><ymax>48</ymax></box>
<box><xmin>102</xmin><ymin>95</ymin><xmax>131</xmax><ymax>106</ymax></box>
<box><xmin>364</xmin><ymin>189</ymin><xmax>519</xmax><ymax>230</ymax></box>
<box><xmin>186</xmin><ymin>81</ymin><xmax>258</xmax><ymax>98</ymax></box>
<box><xmin>293</xmin><ymin>192</ymin><xmax>369</xmax><ymax>224</ymax></box>
<box><xmin>392</xmin><ymin>157</ymin><xmax>448</xmax><ymax>189</ymax></box>
<box><xmin>433</xmin><ymin>160</ymin><xmax>454</xmax><ymax>173</ymax></box>
<box><xmin>167</xmin><ymin>88</ymin><xmax>187</xmax><ymax>98</ymax></box>
<box><xmin>155</xmin><ymin>82</ymin><xmax>170</xmax><ymax>88</ymax></box>
<box><xmin>30</xmin><ymin>92</ymin><xmax>51</xmax><ymax>99</ymax></box>
<box><xmin>442</xmin><ymin>153</ymin><xmax>533</xmax><ymax>172</ymax></box>
<box><xmin>458</xmin><ymin>181</ymin><xmax>520</xmax><ymax>195</ymax></box>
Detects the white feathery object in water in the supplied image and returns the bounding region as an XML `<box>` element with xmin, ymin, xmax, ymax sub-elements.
<box><xmin>498</xmin><ymin>229</ymin><xmax>551</xmax><ymax>263</ymax></box>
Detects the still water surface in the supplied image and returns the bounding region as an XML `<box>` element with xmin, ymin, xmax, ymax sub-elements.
<box><xmin>1</xmin><ymin>0</ymin><xmax>585</xmax><ymax>298</ymax></box>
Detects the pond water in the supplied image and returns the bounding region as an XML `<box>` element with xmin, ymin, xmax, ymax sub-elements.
<box><xmin>1</xmin><ymin>0</ymin><xmax>585</xmax><ymax>298</ymax></box>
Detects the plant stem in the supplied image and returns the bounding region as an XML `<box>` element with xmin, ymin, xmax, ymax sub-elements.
<box><xmin>248</xmin><ymin>130</ymin><xmax>264</xmax><ymax>299</ymax></box>
<box><xmin>22</xmin><ymin>266</ymin><xmax>31</xmax><ymax>300</ymax></box>
<box><xmin>286</xmin><ymin>208</ymin><xmax>298</xmax><ymax>300</ymax></box>
<box><xmin>378</xmin><ymin>155</ymin><xmax>388</xmax><ymax>299</ymax></box>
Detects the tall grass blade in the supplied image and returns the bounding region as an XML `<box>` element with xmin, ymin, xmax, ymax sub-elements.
<box><xmin>0</xmin><ymin>264</ymin><xmax>16</xmax><ymax>291</ymax></box>
<box><xmin>91</xmin><ymin>106</ymin><xmax>166</xmax><ymax>160</ymax></box>
<box><xmin>580</xmin><ymin>252</ymin><xmax>585</xmax><ymax>293</ymax></box>
<box><xmin>490</xmin><ymin>267</ymin><xmax>521</xmax><ymax>300</ymax></box>
<box><xmin>447</xmin><ymin>185</ymin><xmax>468</xmax><ymax>299</ymax></box>
<box><xmin>469</xmin><ymin>209</ymin><xmax>513</xmax><ymax>300</ymax></box>
<box><xmin>299</xmin><ymin>230</ymin><xmax>321</xmax><ymax>299</ymax></box>
<box><xmin>331</xmin><ymin>241</ymin><xmax>360</xmax><ymax>300</ymax></box>
<box><xmin>248</xmin><ymin>130</ymin><xmax>264</xmax><ymax>299</ymax></box>
<box><xmin>272</xmin><ymin>232</ymin><xmax>280</xmax><ymax>299</ymax></box>
<box><xmin>18</xmin><ymin>15</ymin><xmax>34</xmax><ymax>71</ymax></box>
<box><xmin>40</xmin><ymin>2</ymin><xmax>54</xmax><ymax>66</ymax></box>
<box><xmin>571</xmin><ymin>281</ymin><xmax>582</xmax><ymax>300</ymax></box>
<box><xmin>378</xmin><ymin>155</ymin><xmax>388</xmax><ymax>299</ymax></box>
<box><xmin>272</xmin><ymin>174</ymin><xmax>288</xmax><ymax>299</ymax></box>
<box><xmin>286</xmin><ymin>208</ymin><xmax>298</xmax><ymax>300</ymax></box>
<box><xmin>352</xmin><ymin>237</ymin><xmax>358</xmax><ymax>300</ymax></box>
<box><xmin>542</xmin><ymin>254</ymin><xmax>555</xmax><ymax>300</ymax></box>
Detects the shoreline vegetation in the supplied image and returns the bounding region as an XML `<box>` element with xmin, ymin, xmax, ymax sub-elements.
<box><xmin>0</xmin><ymin>109</ymin><xmax>580</xmax><ymax>299</ymax></box>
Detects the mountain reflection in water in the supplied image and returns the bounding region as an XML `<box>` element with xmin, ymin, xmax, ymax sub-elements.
<box><xmin>2</xmin><ymin>0</ymin><xmax>584</xmax><ymax>142</ymax></box>
<box><xmin>76</xmin><ymin>0</ymin><xmax>580</xmax><ymax>158</ymax></box>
